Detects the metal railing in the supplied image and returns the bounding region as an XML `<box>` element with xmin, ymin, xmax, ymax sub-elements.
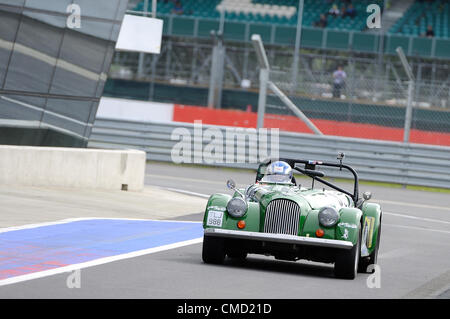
<box><xmin>139</xmin><ymin>13</ymin><xmax>450</xmax><ymax>60</ymax></box>
<box><xmin>88</xmin><ymin>118</ymin><xmax>450</xmax><ymax>189</ymax></box>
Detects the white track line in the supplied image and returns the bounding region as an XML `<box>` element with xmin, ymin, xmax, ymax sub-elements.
<box><xmin>0</xmin><ymin>217</ymin><xmax>201</xmax><ymax>233</ymax></box>
<box><xmin>0</xmin><ymin>237</ymin><xmax>203</xmax><ymax>287</ymax></box>
<box><xmin>384</xmin><ymin>212</ymin><xmax>450</xmax><ymax>225</ymax></box>
<box><xmin>146</xmin><ymin>173</ymin><xmax>225</xmax><ymax>185</ymax></box>
<box><xmin>378</xmin><ymin>199</ymin><xmax>450</xmax><ymax>212</ymax></box>
<box><xmin>383</xmin><ymin>223</ymin><xmax>450</xmax><ymax>235</ymax></box>
<box><xmin>164</xmin><ymin>187</ymin><xmax>211</xmax><ymax>199</ymax></box>
<box><xmin>0</xmin><ymin>217</ymin><xmax>93</xmax><ymax>234</ymax></box>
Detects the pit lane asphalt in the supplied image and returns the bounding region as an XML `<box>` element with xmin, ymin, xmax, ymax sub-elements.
<box><xmin>1</xmin><ymin>162</ymin><xmax>449</xmax><ymax>298</ymax></box>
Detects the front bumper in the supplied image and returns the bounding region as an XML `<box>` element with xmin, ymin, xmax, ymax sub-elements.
<box><xmin>204</xmin><ymin>228</ymin><xmax>353</xmax><ymax>250</ymax></box>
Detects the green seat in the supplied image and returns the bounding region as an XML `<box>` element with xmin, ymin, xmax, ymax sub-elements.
<box><xmin>133</xmin><ymin>0</ymin><xmax>448</xmax><ymax>60</ymax></box>
<box><xmin>134</xmin><ymin>0</ymin><xmax>389</xmax><ymax>33</ymax></box>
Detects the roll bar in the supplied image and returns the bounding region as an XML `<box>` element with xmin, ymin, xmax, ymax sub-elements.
<box><xmin>258</xmin><ymin>157</ymin><xmax>360</xmax><ymax>204</ymax></box>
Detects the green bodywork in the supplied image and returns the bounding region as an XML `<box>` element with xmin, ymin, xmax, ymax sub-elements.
<box><xmin>203</xmin><ymin>183</ymin><xmax>382</xmax><ymax>257</ymax></box>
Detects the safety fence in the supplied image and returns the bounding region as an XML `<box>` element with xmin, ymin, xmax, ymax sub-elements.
<box><xmin>102</xmin><ymin>80</ymin><xmax>450</xmax><ymax>146</ymax></box>
<box><xmin>268</xmin><ymin>66</ymin><xmax>450</xmax><ymax>134</ymax></box>
<box><xmin>88</xmin><ymin>118</ymin><xmax>450</xmax><ymax>189</ymax></box>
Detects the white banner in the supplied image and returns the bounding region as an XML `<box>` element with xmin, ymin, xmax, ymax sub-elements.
<box><xmin>116</xmin><ymin>14</ymin><xmax>163</xmax><ymax>54</ymax></box>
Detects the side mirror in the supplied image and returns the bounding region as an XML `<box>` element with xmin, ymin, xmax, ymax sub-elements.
<box><xmin>363</xmin><ymin>191</ymin><xmax>372</xmax><ymax>201</ymax></box>
<box><xmin>226</xmin><ymin>179</ymin><xmax>236</xmax><ymax>190</ymax></box>
<box><xmin>226</xmin><ymin>179</ymin><xmax>245</xmax><ymax>199</ymax></box>
<box><xmin>337</xmin><ymin>152</ymin><xmax>345</xmax><ymax>171</ymax></box>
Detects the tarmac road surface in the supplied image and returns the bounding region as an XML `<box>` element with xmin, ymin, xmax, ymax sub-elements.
<box><xmin>0</xmin><ymin>162</ymin><xmax>449</xmax><ymax>298</ymax></box>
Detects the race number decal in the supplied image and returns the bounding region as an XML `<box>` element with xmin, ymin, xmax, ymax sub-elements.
<box><xmin>206</xmin><ymin>211</ymin><xmax>224</xmax><ymax>227</ymax></box>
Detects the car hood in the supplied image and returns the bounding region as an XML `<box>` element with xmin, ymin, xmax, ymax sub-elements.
<box><xmin>248</xmin><ymin>183</ymin><xmax>353</xmax><ymax>211</ymax></box>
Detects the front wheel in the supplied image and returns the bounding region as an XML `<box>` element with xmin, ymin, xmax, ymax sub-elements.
<box><xmin>334</xmin><ymin>223</ymin><xmax>361</xmax><ymax>279</ymax></box>
<box><xmin>226</xmin><ymin>240</ymin><xmax>247</xmax><ymax>260</ymax></box>
<box><xmin>202</xmin><ymin>235</ymin><xmax>225</xmax><ymax>264</ymax></box>
<box><xmin>227</xmin><ymin>251</ymin><xmax>248</xmax><ymax>260</ymax></box>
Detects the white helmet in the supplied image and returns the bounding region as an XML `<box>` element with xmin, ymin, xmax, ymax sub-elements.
<box><xmin>261</xmin><ymin>161</ymin><xmax>293</xmax><ymax>184</ymax></box>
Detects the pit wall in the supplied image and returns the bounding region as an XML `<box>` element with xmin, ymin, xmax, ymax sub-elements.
<box><xmin>0</xmin><ymin>145</ymin><xmax>146</xmax><ymax>191</ymax></box>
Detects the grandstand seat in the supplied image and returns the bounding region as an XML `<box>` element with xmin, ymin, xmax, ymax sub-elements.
<box><xmin>389</xmin><ymin>0</ymin><xmax>449</xmax><ymax>39</ymax></box>
<box><xmin>133</xmin><ymin>0</ymin><xmax>384</xmax><ymax>32</ymax></box>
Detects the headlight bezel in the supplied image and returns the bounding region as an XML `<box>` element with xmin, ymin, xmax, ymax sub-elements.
<box><xmin>226</xmin><ymin>197</ymin><xmax>248</xmax><ymax>218</ymax></box>
<box><xmin>318</xmin><ymin>206</ymin><xmax>340</xmax><ymax>228</ymax></box>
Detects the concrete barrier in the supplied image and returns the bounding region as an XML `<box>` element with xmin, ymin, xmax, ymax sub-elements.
<box><xmin>0</xmin><ymin>145</ymin><xmax>146</xmax><ymax>191</ymax></box>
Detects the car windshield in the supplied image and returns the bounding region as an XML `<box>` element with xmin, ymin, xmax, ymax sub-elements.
<box><xmin>260</xmin><ymin>174</ymin><xmax>292</xmax><ymax>184</ymax></box>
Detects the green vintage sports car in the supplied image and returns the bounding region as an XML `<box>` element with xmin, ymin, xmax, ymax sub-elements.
<box><xmin>202</xmin><ymin>155</ymin><xmax>382</xmax><ymax>279</ymax></box>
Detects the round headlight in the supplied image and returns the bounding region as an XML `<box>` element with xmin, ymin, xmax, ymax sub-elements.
<box><xmin>318</xmin><ymin>207</ymin><xmax>339</xmax><ymax>227</ymax></box>
<box><xmin>226</xmin><ymin>197</ymin><xmax>247</xmax><ymax>218</ymax></box>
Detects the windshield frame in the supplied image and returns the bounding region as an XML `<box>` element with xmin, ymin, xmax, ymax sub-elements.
<box><xmin>260</xmin><ymin>174</ymin><xmax>293</xmax><ymax>184</ymax></box>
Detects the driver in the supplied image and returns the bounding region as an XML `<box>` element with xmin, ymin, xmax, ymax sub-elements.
<box><xmin>260</xmin><ymin>161</ymin><xmax>293</xmax><ymax>184</ymax></box>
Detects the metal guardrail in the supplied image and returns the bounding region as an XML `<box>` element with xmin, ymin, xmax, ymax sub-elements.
<box><xmin>88</xmin><ymin>118</ymin><xmax>450</xmax><ymax>189</ymax></box>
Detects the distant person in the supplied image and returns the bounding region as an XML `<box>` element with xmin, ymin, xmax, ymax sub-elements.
<box><xmin>344</xmin><ymin>4</ymin><xmax>356</xmax><ymax>18</ymax></box>
<box><xmin>328</xmin><ymin>4</ymin><xmax>340</xmax><ymax>17</ymax></box>
<box><xmin>332</xmin><ymin>66</ymin><xmax>347</xmax><ymax>98</ymax></box>
<box><xmin>340</xmin><ymin>5</ymin><xmax>347</xmax><ymax>17</ymax></box>
<box><xmin>314</xmin><ymin>14</ymin><xmax>328</xmax><ymax>28</ymax></box>
<box><xmin>172</xmin><ymin>0</ymin><xmax>184</xmax><ymax>15</ymax></box>
<box><xmin>425</xmin><ymin>25</ymin><xmax>435</xmax><ymax>37</ymax></box>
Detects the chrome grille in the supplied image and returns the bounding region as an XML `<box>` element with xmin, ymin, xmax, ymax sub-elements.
<box><xmin>263</xmin><ymin>199</ymin><xmax>301</xmax><ymax>236</ymax></box>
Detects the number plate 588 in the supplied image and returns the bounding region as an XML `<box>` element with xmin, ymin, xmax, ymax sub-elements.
<box><xmin>206</xmin><ymin>211</ymin><xmax>224</xmax><ymax>227</ymax></box>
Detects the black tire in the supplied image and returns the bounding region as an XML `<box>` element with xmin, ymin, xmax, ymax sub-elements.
<box><xmin>358</xmin><ymin>222</ymin><xmax>381</xmax><ymax>273</ymax></box>
<box><xmin>202</xmin><ymin>235</ymin><xmax>225</xmax><ymax>264</ymax></box>
<box><xmin>334</xmin><ymin>223</ymin><xmax>361</xmax><ymax>279</ymax></box>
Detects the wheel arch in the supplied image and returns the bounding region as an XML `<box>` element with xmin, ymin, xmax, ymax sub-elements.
<box><xmin>337</xmin><ymin>208</ymin><xmax>363</xmax><ymax>245</ymax></box>
<box><xmin>361</xmin><ymin>202</ymin><xmax>382</xmax><ymax>257</ymax></box>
